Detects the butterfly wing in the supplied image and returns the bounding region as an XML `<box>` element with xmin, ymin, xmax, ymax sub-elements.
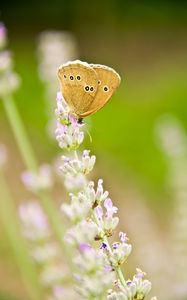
<box><xmin>58</xmin><ymin>60</ymin><xmax>98</xmax><ymax>117</ymax></box>
<box><xmin>80</xmin><ymin>64</ymin><xmax>121</xmax><ymax>117</ymax></box>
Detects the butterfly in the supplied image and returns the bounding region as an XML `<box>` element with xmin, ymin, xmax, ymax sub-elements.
<box><xmin>58</xmin><ymin>60</ymin><xmax>121</xmax><ymax>119</ymax></box>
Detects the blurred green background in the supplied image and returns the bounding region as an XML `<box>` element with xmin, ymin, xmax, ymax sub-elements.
<box><xmin>0</xmin><ymin>0</ymin><xmax>187</xmax><ymax>299</ymax></box>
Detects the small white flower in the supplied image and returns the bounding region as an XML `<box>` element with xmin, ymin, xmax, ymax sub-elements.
<box><xmin>64</xmin><ymin>173</ymin><xmax>87</xmax><ymax>191</ymax></box>
<box><xmin>82</xmin><ymin>179</ymin><xmax>109</xmax><ymax>208</ymax></box>
<box><xmin>61</xmin><ymin>191</ymin><xmax>91</xmax><ymax>223</ymax></box>
<box><xmin>56</xmin><ymin>120</ymin><xmax>84</xmax><ymax>150</ymax></box>
<box><xmin>61</xmin><ymin>150</ymin><xmax>96</xmax><ymax>176</ymax></box>
<box><xmin>110</xmin><ymin>242</ymin><xmax>132</xmax><ymax>267</ymax></box>
<box><xmin>74</xmin><ymin>247</ymin><xmax>115</xmax><ymax>299</ymax></box>
<box><xmin>131</xmin><ymin>269</ymin><xmax>152</xmax><ymax>299</ymax></box>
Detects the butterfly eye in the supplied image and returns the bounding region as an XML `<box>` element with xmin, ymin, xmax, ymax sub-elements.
<box><xmin>64</xmin><ymin>75</ymin><xmax>67</xmax><ymax>79</ymax></box>
<box><xmin>90</xmin><ymin>86</ymin><xmax>94</xmax><ymax>92</ymax></box>
<box><xmin>69</xmin><ymin>75</ymin><xmax>74</xmax><ymax>80</ymax></box>
<box><xmin>98</xmin><ymin>80</ymin><xmax>101</xmax><ymax>85</ymax></box>
<box><xmin>77</xmin><ymin>75</ymin><xmax>81</xmax><ymax>80</ymax></box>
<box><xmin>103</xmin><ymin>86</ymin><xmax>109</xmax><ymax>92</ymax></box>
<box><xmin>85</xmin><ymin>85</ymin><xmax>90</xmax><ymax>92</ymax></box>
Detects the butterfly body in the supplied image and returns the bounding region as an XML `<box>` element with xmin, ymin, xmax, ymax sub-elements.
<box><xmin>58</xmin><ymin>60</ymin><xmax>121</xmax><ymax>118</ymax></box>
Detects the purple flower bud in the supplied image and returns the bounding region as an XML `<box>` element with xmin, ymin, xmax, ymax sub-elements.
<box><xmin>101</xmin><ymin>242</ymin><xmax>108</xmax><ymax>250</ymax></box>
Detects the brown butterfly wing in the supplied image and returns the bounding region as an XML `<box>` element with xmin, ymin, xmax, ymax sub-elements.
<box><xmin>80</xmin><ymin>64</ymin><xmax>121</xmax><ymax>117</ymax></box>
<box><xmin>58</xmin><ymin>60</ymin><xmax>98</xmax><ymax>117</ymax></box>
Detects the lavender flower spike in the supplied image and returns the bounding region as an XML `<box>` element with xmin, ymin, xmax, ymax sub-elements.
<box><xmin>55</xmin><ymin>92</ymin><xmax>84</xmax><ymax>150</ymax></box>
<box><xmin>55</xmin><ymin>86</ymin><xmax>155</xmax><ymax>299</ymax></box>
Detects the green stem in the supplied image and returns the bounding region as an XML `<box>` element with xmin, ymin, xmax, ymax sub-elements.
<box><xmin>2</xmin><ymin>93</ymin><xmax>66</xmax><ymax>252</ymax></box>
<box><xmin>0</xmin><ymin>168</ymin><xmax>43</xmax><ymax>300</ymax></box>
<box><xmin>116</xmin><ymin>267</ymin><xmax>127</xmax><ymax>288</ymax></box>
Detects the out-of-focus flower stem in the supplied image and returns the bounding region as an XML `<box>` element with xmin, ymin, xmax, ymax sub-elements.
<box><xmin>3</xmin><ymin>93</ymin><xmax>37</xmax><ymax>171</ymax></box>
<box><xmin>2</xmin><ymin>93</ymin><xmax>67</xmax><ymax>253</ymax></box>
<box><xmin>0</xmin><ymin>168</ymin><xmax>43</xmax><ymax>300</ymax></box>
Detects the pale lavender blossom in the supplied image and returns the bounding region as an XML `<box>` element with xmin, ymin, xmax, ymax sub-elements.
<box><xmin>101</xmin><ymin>232</ymin><xmax>132</xmax><ymax>268</ymax></box>
<box><xmin>55</xmin><ymin>91</ymin><xmax>70</xmax><ymax>123</ymax></box>
<box><xmin>74</xmin><ymin>246</ymin><xmax>115</xmax><ymax>299</ymax></box>
<box><xmin>55</xmin><ymin>92</ymin><xmax>85</xmax><ymax>150</ymax></box>
<box><xmin>0</xmin><ymin>23</ymin><xmax>20</xmax><ymax>96</ymax></box>
<box><xmin>95</xmin><ymin>203</ymin><xmax>119</xmax><ymax>239</ymax></box>
<box><xmin>64</xmin><ymin>173</ymin><xmax>87</xmax><ymax>191</ymax></box>
<box><xmin>62</xmin><ymin>179</ymin><xmax>111</xmax><ymax>224</ymax></box>
<box><xmin>0</xmin><ymin>62</ymin><xmax>20</xmax><ymax>96</ymax></box>
<box><xmin>21</xmin><ymin>164</ymin><xmax>53</xmax><ymax>192</ymax></box>
<box><xmin>64</xmin><ymin>220</ymin><xmax>99</xmax><ymax>246</ymax></box>
<box><xmin>60</xmin><ymin>150</ymin><xmax>96</xmax><ymax>176</ymax></box>
<box><xmin>56</xmin><ymin>119</ymin><xmax>84</xmax><ymax>150</ymax></box>
<box><xmin>107</xmin><ymin>269</ymin><xmax>152</xmax><ymax>300</ymax></box>
<box><xmin>61</xmin><ymin>191</ymin><xmax>92</xmax><ymax>222</ymax></box>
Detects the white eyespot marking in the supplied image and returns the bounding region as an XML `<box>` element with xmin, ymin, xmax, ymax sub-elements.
<box><xmin>103</xmin><ymin>85</ymin><xmax>109</xmax><ymax>92</ymax></box>
<box><xmin>90</xmin><ymin>86</ymin><xmax>94</xmax><ymax>92</ymax></box>
<box><xmin>77</xmin><ymin>75</ymin><xmax>81</xmax><ymax>80</ymax></box>
<box><xmin>69</xmin><ymin>75</ymin><xmax>74</xmax><ymax>80</ymax></box>
<box><xmin>84</xmin><ymin>85</ymin><xmax>90</xmax><ymax>92</ymax></box>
